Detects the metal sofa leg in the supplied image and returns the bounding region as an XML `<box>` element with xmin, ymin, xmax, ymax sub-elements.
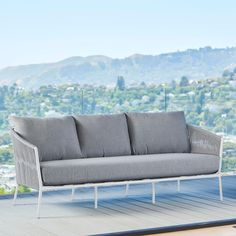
<box><xmin>125</xmin><ymin>184</ymin><xmax>129</xmax><ymax>197</ymax></box>
<box><xmin>94</xmin><ymin>186</ymin><xmax>98</xmax><ymax>209</ymax></box>
<box><xmin>152</xmin><ymin>182</ymin><xmax>156</xmax><ymax>204</ymax></box>
<box><xmin>177</xmin><ymin>179</ymin><xmax>180</xmax><ymax>192</ymax></box>
<box><xmin>37</xmin><ymin>188</ymin><xmax>42</xmax><ymax>218</ymax></box>
<box><xmin>218</xmin><ymin>175</ymin><xmax>223</xmax><ymax>201</ymax></box>
<box><xmin>13</xmin><ymin>184</ymin><xmax>19</xmax><ymax>205</ymax></box>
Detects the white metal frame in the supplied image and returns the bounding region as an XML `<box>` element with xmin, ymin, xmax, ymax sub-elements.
<box><xmin>12</xmin><ymin>133</ymin><xmax>224</xmax><ymax>219</ymax></box>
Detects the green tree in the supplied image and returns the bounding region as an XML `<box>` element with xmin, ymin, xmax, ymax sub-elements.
<box><xmin>179</xmin><ymin>76</ymin><xmax>189</xmax><ymax>87</ymax></box>
<box><xmin>116</xmin><ymin>76</ymin><xmax>125</xmax><ymax>91</ymax></box>
<box><xmin>0</xmin><ymin>187</ymin><xmax>6</xmax><ymax>194</ymax></box>
<box><xmin>199</xmin><ymin>90</ymin><xmax>205</xmax><ymax>108</ymax></box>
<box><xmin>222</xmin><ymin>69</ymin><xmax>233</xmax><ymax>78</ymax></box>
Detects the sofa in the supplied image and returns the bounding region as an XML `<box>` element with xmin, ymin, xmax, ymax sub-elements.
<box><xmin>10</xmin><ymin>111</ymin><xmax>223</xmax><ymax>218</ymax></box>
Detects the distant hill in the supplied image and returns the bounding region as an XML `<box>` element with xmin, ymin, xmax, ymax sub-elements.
<box><xmin>1</xmin><ymin>46</ymin><xmax>236</xmax><ymax>88</ymax></box>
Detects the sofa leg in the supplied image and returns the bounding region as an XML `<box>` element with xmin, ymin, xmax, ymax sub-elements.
<box><xmin>218</xmin><ymin>175</ymin><xmax>223</xmax><ymax>201</ymax></box>
<box><xmin>71</xmin><ymin>188</ymin><xmax>75</xmax><ymax>201</ymax></box>
<box><xmin>37</xmin><ymin>188</ymin><xmax>42</xmax><ymax>219</ymax></box>
<box><xmin>152</xmin><ymin>182</ymin><xmax>156</xmax><ymax>204</ymax></box>
<box><xmin>13</xmin><ymin>184</ymin><xmax>18</xmax><ymax>205</ymax></box>
<box><xmin>177</xmin><ymin>179</ymin><xmax>180</xmax><ymax>192</ymax></box>
<box><xmin>125</xmin><ymin>184</ymin><xmax>129</xmax><ymax>197</ymax></box>
<box><xmin>94</xmin><ymin>186</ymin><xmax>98</xmax><ymax>209</ymax></box>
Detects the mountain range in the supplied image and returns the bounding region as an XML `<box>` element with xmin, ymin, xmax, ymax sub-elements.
<box><xmin>0</xmin><ymin>46</ymin><xmax>236</xmax><ymax>88</ymax></box>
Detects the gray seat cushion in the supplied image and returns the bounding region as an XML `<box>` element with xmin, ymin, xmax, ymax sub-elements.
<box><xmin>126</xmin><ymin>111</ymin><xmax>190</xmax><ymax>155</ymax></box>
<box><xmin>74</xmin><ymin>114</ymin><xmax>131</xmax><ymax>158</ymax></box>
<box><xmin>10</xmin><ymin>116</ymin><xmax>83</xmax><ymax>161</ymax></box>
<box><xmin>40</xmin><ymin>153</ymin><xmax>219</xmax><ymax>186</ymax></box>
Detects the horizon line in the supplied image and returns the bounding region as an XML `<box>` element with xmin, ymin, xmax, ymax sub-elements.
<box><xmin>1</xmin><ymin>45</ymin><xmax>236</xmax><ymax>71</ymax></box>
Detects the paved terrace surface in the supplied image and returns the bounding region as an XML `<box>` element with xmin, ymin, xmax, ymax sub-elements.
<box><xmin>1</xmin><ymin>176</ymin><xmax>236</xmax><ymax>236</ymax></box>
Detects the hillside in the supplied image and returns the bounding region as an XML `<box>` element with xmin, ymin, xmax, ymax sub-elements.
<box><xmin>1</xmin><ymin>47</ymin><xmax>236</xmax><ymax>88</ymax></box>
<box><xmin>1</xmin><ymin>69</ymin><xmax>236</xmax><ymax>172</ymax></box>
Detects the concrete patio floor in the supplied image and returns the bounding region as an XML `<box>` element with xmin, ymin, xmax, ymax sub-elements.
<box><xmin>1</xmin><ymin>176</ymin><xmax>236</xmax><ymax>236</ymax></box>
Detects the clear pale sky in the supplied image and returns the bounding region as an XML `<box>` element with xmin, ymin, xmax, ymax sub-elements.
<box><xmin>1</xmin><ymin>0</ymin><xmax>236</xmax><ymax>69</ymax></box>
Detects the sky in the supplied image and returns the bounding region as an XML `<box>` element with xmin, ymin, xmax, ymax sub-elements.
<box><xmin>1</xmin><ymin>0</ymin><xmax>236</xmax><ymax>69</ymax></box>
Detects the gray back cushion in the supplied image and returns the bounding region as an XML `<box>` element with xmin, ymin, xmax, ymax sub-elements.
<box><xmin>74</xmin><ymin>114</ymin><xmax>131</xmax><ymax>158</ymax></box>
<box><xmin>10</xmin><ymin>116</ymin><xmax>83</xmax><ymax>161</ymax></box>
<box><xmin>126</xmin><ymin>111</ymin><xmax>190</xmax><ymax>155</ymax></box>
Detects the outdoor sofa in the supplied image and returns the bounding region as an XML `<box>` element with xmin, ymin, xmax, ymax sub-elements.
<box><xmin>10</xmin><ymin>111</ymin><xmax>223</xmax><ymax>218</ymax></box>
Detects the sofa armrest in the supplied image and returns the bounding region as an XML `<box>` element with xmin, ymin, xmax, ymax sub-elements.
<box><xmin>11</xmin><ymin>129</ymin><xmax>42</xmax><ymax>190</ymax></box>
<box><xmin>187</xmin><ymin>124</ymin><xmax>223</xmax><ymax>157</ymax></box>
